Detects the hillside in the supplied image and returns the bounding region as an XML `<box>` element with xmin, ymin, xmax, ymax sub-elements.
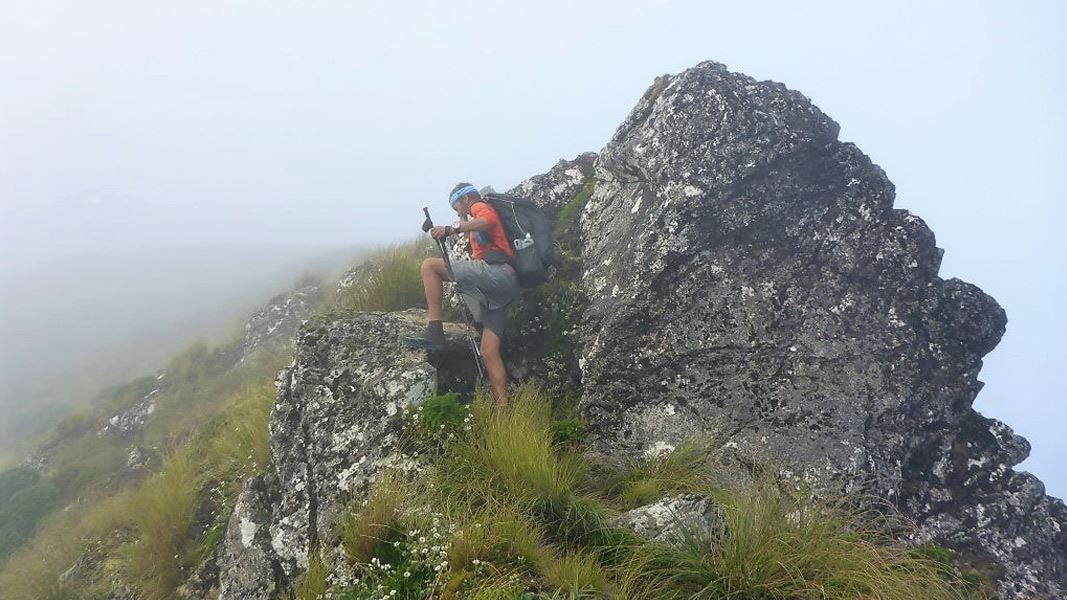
<box><xmin>1</xmin><ymin>61</ymin><xmax>1063</xmax><ymax>600</ymax></box>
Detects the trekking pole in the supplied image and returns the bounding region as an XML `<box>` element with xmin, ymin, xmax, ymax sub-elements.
<box><xmin>421</xmin><ymin>207</ymin><xmax>485</xmax><ymax>380</ymax></box>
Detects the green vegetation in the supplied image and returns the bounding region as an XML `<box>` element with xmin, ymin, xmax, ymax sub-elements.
<box><xmin>321</xmin><ymin>239</ymin><xmax>433</xmax><ymax>316</ymax></box>
<box><xmin>0</xmin><ymin>238</ymin><xmax>442</xmax><ymax>598</ymax></box>
<box><xmin>0</xmin><ymin>352</ymin><xmax>282</xmax><ymax>599</ymax></box>
<box><xmin>0</xmin><ymin>468</ymin><xmax>60</xmax><ymax>558</ymax></box>
<box><xmin>0</xmin><ymin>228</ymin><xmax>991</xmax><ymax>599</ymax></box>
<box><xmin>598</xmin><ymin>439</ymin><xmax>717</xmax><ymax>510</ymax></box>
<box><xmin>112</xmin><ymin>450</ymin><xmax>202</xmax><ymax>599</ymax></box>
<box><xmin>506</xmin><ymin>180</ymin><xmax>594</xmax><ymax>400</ymax></box>
<box><xmin>314</xmin><ymin>385</ymin><xmax>979</xmax><ymax>599</ymax></box>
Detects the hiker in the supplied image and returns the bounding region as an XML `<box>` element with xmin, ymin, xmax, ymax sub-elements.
<box><xmin>421</xmin><ymin>183</ymin><xmax>521</xmax><ymax>407</ymax></box>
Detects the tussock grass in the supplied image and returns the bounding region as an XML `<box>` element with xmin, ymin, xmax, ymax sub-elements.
<box><xmin>539</xmin><ymin>550</ymin><xmax>610</xmax><ymax>596</ymax></box>
<box><xmin>325</xmin><ymin>240</ymin><xmax>432</xmax><ymax>314</ymax></box>
<box><xmin>600</xmin><ymin>438</ymin><xmax>718</xmax><ymax>510</ymax></box>
<box><xmin>447</xmin><ymin>501</ymin><xmax>552</xmax><ymax>570</ymax></box>
<box><xmin>322</xmin><ymin>383</ymin><xmax>978</xmax><ymax>600</ymax></box>
<box><xmin>290</xmin><ymin>549</ymin><xmax>330</xmax><ymax>600</ymax></box>
<box><xmin>435</xmin><ymin>385</ymin><xmax>586</xmax><ymax>508</ymax></box>
<box><xmin>205</xmin><ymin>382</ymin><xmax>275</xmax><ymax>483</ymax></box>
<box><xmin>111</xmin><ymin>449</ymin><xmax>202</xmax><ymax>600</ymax></box>
<box><xmin>339</xmin><ymin>471</ymin><xmax>407</xmax><ymax>564</ymax></box>
<box><xmin>142</xmin><ymin>342</ymin><xmax>288</xmax><ymax>445</ymax></box>
<box><xmin>614</xmin><ymin>479</ymin><xmax>970</xmax><ymax>600</ymax></box>
<box><xmin>0</xmin><ymin>350</ymin><xmax>285</xmax><ymax>599</ymax></box>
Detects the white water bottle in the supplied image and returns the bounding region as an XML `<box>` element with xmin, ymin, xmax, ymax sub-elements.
<box><xmin>514</xmin><ymin>233</ymin><xmax>534</xmax><ymax>251</ymax></box>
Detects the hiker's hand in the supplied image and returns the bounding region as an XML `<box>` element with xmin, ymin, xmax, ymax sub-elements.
<box><xmin>430</xmin><ymin>226</ymin><xmax>449</xmax><ymax>240</ymax></box>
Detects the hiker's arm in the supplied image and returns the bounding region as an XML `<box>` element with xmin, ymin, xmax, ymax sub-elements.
<box><xmin>453</xmin><ymin>218</ymin><xmax>491</xmax><ymax>234</ymax></box>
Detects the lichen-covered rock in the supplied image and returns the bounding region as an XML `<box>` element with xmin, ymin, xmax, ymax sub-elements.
<box><xmin>239</xmin><ymin>285</ymin><xmax>321</xmax><ymax>363</ymax></box>
<box><xmin>611</xmin><ymin>494</ymin><xmax>723</xmax><ymax>544</ymax></box>
<box><xmin>268</xmin><ymin>310</ymin><xmax>443</xmax><ymax>574</ymax></box>
<box><xmin>215</xmin><ymin>308</ymin><xmax>474</xmax><ymax>591</ymax></box>
<box><xmin>508</xmin><ymin>152</ymin><xmax>597</xmax><ymax>219</ymax></box>
<box><xmin>577</xmin><ymin>61</ymin><xmax>1065</xmax><ymax>598</ymax></box>
<box><xmin>217</xmin><ymin>474</ymin><xmax>283</xmax><ymax>600</ymax></box>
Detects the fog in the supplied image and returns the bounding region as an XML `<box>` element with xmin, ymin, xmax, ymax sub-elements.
<box><xmin>0</xmin><ymin>243</ymin><xmax>362</xmax><ymax>463</ymax></box>
<box><xmin>1</xmin><ymin>1</ymin><xmax>1063</xmax><ymax>495</ymax></box>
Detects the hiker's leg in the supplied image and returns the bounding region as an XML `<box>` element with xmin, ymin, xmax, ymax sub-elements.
<box><xmin>480</xmin><ymin>328</ymin><xmax>508</xmax><ymax>407</ymax></box>
<box><xmin>420</xmin><ymin>257</ymin><xmax>450</xmax><ymax>321</ymax></box>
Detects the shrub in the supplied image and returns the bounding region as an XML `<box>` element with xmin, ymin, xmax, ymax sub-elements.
<box><xmin>0</xmin><ymin>479</ymin><xmax>59</xmax><ymax>558</ymax></box>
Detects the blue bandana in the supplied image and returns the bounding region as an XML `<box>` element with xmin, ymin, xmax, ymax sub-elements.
<box><xmin>449</xmin><ymin>184</ymin><xmax>478</xmax><ymax>207</ymax></box>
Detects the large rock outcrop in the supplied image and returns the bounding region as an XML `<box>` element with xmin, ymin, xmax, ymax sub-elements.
<box><xmin>216</xmin><ymin>310</ymin><xmax>475</xmax><ymax>596</ymax></box>
<box><xmin>577</xmin><ymin>61</ymin><xmax>1064</xmax><ymax>598</ymax></box>
<box><xmin>210</xmin><ymin>61</ymin><xmax>1062</xmax><ymax>599</ymax></box>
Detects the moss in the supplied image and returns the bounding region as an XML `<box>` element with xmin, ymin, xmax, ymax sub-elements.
<box><xmin>504</xmin><ymin>180</ymin><xmax>595</xmax><ymax>401</ymax></box>
<box><xmin>911</xmin><ymin>544</ymin><xmax>994</xmax><ymax>598</ymax></box>
<box><xmin>553</xmin><ymin>179</ymin><xmax>595</xmax><ymax>280</ymax></box>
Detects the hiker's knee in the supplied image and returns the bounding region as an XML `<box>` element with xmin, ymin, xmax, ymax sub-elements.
<box><xmin>421</xmin><ymin>257</ymin><xmax>443</xmax><ymax>280</ymax></box>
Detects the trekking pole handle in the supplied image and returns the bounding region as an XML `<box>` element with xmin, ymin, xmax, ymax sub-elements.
<box><xmin>422</xmin><ymin>207</ymin><xmax>456</xmax><ymax>276</ymax></box>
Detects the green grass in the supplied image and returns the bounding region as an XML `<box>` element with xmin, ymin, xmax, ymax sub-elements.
<box><xmin>205</xmin><ymin>382</ymin><xmax>275</xmax><ymax>484</ymax></box>
<box><xmin>111</xmin><ymin>450</ymin><xmax>202</xmax><ymax>600</ymax></box>
<box><xmin>318</xmin><ymin>385</ymin><xmax>980</xmax><ymax>600</ymax></box>
<box><xmin>291</xmin><ymin>550</ymin><xmax>331</xmax><ymax>600</ymax></box>
<box><xmin>614</xmin><ymin>481</ymin><xmax>972</xmax><ymax>600</ymax></box>
<box><xmin>0</xmin><ymin>345</ymin><xmax>285</xmax><ymax>599</ymax></box>
<box><xmin>597</xmin><ymin>438</ymin><xmax>718</xmax><ymax>510</ymax></box>
<box><xmin>339</xmin><ymin>470</ymin><xmax>407</xmax><ymax>564</ymax></box>
<box><xmin>323</xmin><ymin>239</ymin><xmax>433</xmax><ymax>315</ymax></box>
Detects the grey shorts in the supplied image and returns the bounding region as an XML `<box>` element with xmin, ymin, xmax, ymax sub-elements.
<box><xmin>451</xmin><ymin>260</ymin><xmax>520</xmax><ymax>337</ymax></box>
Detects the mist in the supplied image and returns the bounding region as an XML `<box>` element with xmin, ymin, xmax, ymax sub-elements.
<box><xmin>0</xmin><ymin>242</ymin><xmax>363</xmax><ymax>464</ymax></box>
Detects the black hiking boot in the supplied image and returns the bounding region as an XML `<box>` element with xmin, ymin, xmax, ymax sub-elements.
<box><xmin>401</xmin><ymin>320</ymin><xmax>447</xmax><ymax>353</ymax></box>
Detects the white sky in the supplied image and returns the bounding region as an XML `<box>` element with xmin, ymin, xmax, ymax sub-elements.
<box><xmin>1</xmin><ymin>1</ymin><xmax>1064</xmax><ymax>496</ymax></box>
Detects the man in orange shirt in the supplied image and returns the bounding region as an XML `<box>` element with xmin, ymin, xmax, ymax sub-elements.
<box><xmin>421</xmin><ymin>183</ymin><xmax>521</xmax><ymax>406</ymax></box>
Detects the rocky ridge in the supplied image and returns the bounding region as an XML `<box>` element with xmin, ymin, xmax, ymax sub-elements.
<box><xmin>211</xmin><ymin>61</ymin><xmax>1063</xmax><ymax>598</ymax></box>
<box><xmin>577</xmin><ymin>61</ymin><xmax>1064</xmax><ymax>598</ymax></box>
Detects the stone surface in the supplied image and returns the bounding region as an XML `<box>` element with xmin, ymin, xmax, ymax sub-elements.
<box><xmin>238</xmin><ymin>285</ymin><xmax>321</xmax><ymax>364</ymax></box>
<box><xmin>611</xmin><ymin>494</ymin><xmax>723</xmax><ymax>544</ymax></box>
<box><xmin>98</xmin><ymin>378</ymin><xmax>167</xmax><ymax>439</ymax></box>
<box><xmin>208</xmin><ymin>61</ymin><xmax>1064</xmax><ymax>600</ymax></box>
<box><xmin>508</xmin><ymin>152</ymin><xmax>598</xmax><ymax>218</ymax></box>
<box><xmin>217</xmin><ymin>474</ymin><xmax>283</xmax><ymax>600</ymax></box>
<box><xmin>216</xmin><ymin>309</ymin><xmax>474</xmax><ymax>589</ymax></box>
<box><xmin>577</xmin><ymin>61</ymin><xmax>1064</xmax><ymax>598</ymax></box>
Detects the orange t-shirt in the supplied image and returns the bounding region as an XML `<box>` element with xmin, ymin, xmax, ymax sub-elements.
<box><xmin>468</xmin><ymin>202</ymin><xmax>516</xmax><ymax>261</ymax></box>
